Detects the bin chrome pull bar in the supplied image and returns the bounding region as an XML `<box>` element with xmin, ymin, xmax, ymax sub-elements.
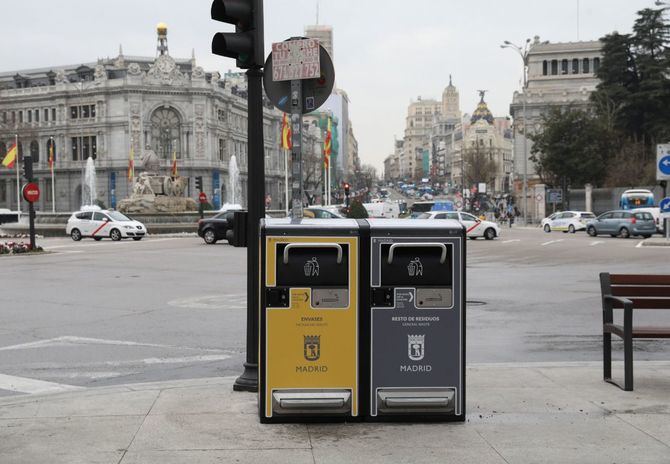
<box><xmin>387</xmin><ymin>243</ymin><xmax>447</xmax><ymax>264</ymax></box>
<box><xmin>283</xmin><ymin>243</ymin><xmax>343</xmax><ymax>264</ymax></box>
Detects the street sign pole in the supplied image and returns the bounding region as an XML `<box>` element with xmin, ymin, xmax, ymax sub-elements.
<box><xmin>291</xmin><ymin>79</ymin><xmax>303</xmax><ymax>219</ymax></box>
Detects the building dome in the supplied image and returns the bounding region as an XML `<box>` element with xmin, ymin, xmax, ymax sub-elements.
<box><xmin>470</xmin><ymin>92</ymin><xmax>494</xmax><ymax>125</ymax></box>
<box><xmin>157</xmin><ymin>22</ymin><xmax>168</xmax><ymax>35</ymax></box>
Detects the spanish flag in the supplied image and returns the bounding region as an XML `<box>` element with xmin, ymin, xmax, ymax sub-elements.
<box><xmin>280</xmin><ymin>113</ymin><xmax>292</xmax><ymax>150</ymax></box>
<box><xmin>48</xmin><ymin>141</ymin><xmax>55</xmax><ymax>170</ymax></box>
<box><xmin>2</xmin><ymin>142</ymin><xmax>17</xmax><ymax>169</ymax></box>
<box><xmin>171</xmin><ymin>150</ymin><xmax>178</xmax><ymax>177</ymax></box>
<box><xmin>324</xmin><ymin>117</ymin><xmax>332</xmax><ymax>168</ymax></box>
<box><xmin>128</xmin><ymin>145</ymin><xmax>135</xmax><ymax>181</ymax></box>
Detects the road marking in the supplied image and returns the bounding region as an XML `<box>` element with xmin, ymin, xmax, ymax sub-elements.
<box><xmin>0</xmin><ymin>336</ymin><xmax>225</xmax><ymax>353</ymax></box>
<box><xmin>541</xmin><ymin>239</ymin><xmax>564</xmax><ymax>246</ymax></box>
<box><xmin>0</xmin><ymin>373</ymin><xmax>83</xmax><ymax>395</ymax></box>
<box><xmin>168</xmin><ymin>294</ymin><xmax>247</xmax><ymax>310</ymax></box>
<box><xmin>589</xmin><ymin>241</ymin><xmax>605</xmax><ymax>247</ymax></box>
<box><xmin>501</xmin><ymin>239</ymin><xmax>521</xmax><ymax>244</ymax></box>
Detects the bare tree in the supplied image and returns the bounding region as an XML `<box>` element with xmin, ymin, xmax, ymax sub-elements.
<box><xmin>461</xmin><ymin>143</ymin><xmax>498</xmax><ymax>189</ymax></box>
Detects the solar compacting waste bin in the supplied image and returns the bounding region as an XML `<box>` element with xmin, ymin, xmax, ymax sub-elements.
<box><xmin>259</xmin><ymin>218</ymin><xmax>362</xmax><ymax>423</ymax></box>
<box><xmin>365</xmin><ymin>218</ymin><xmax>465</xmax><ymax>421</ymax></box>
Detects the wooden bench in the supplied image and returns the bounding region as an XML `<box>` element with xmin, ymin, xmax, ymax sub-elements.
<box><xmin>600</xmin><ymin>273</ymin><xmax>670</xmax><ymax>391</ymax></box>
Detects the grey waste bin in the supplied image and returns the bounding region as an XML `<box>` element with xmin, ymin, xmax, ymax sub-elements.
<box><xmin>365</xmin><ymin>218</ymin><xmax>466</xmax><ymax>421</ymax></box>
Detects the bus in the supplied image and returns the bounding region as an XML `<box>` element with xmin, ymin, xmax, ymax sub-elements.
<box><xmin>620</xmin><ymin>189</ymin><xmax>655</xmax><ymax>210</ymax></box>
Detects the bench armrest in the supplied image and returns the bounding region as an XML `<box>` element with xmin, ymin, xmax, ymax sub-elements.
<box><xmin>603</xmin><ymin>295</ymin><xmax>633</xmax><ymax>336</ymax></box>
<box><xmin>603</xmin><ymin>295</ymin><xmax>633</xmax><ymax>310</ymax></box>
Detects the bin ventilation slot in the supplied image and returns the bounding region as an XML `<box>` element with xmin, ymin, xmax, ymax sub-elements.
<box><xmin>378</xmin><ymin>389</ymin><xmax>455</xmax><ymax>414</ymax></box>
<box><xmin>272</xmin><ymin>390</ymin><xmax>351</xmax><ymax>415</ymax></box>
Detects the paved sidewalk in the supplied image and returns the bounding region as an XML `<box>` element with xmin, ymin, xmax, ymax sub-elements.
<box><xmin>1</xmin><ymin>362</ymin><xmax>669</xmax><ymax>464</ymax></box>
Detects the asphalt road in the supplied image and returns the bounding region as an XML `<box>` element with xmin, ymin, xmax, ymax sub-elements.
<box><xmin>0</xmin><ymin>227</ymin><xmax>669</xmax><ymax>397</ymax></box>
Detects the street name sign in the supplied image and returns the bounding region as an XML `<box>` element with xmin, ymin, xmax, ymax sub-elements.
<box><xmin>547</xmin><ymin>189</ymin><xmax>563</xmax><ymax>203</ymax></box>
<box><xmin>657</xmin><ymin>144</ymin><xmax>670</xmax><ymax>180</ymax></box>
<box><xmin>271</xmin><ymin>39</ymin><xmax>321</xmax><ymax>82</ymax></box>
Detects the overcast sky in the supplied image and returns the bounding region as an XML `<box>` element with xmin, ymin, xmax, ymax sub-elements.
<box><xmin>0</xmin><ymin>0</ymin><xmax>656</xmax><ymax>171</ymax></box>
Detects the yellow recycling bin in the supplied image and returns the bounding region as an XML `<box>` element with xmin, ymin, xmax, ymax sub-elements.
<box><xmin>259</xmin><ymin>218</ymin><xmax>361</xmax><ymax>423</ymax></box>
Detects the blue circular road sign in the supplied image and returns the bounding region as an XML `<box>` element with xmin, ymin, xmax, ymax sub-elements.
<box><xmin>660</xmin><ymin>155</ymin><xmax>670</xmax><ymax>175</ymax></box>
<box><xmin>660</xmin><ymin>197</ymin><xmax>670</xmax><ymax>213</ymax></box>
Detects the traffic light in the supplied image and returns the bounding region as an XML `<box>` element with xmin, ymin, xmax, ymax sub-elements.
<box><xmin>343</xmin><ymin>182</ymin><xmax>350</xmax><ymax>196</ymax></box>
<box><xmin>211</xmin><ymin>0</ymin><xmax>264</xmax><ymax>69</ymax></box>
<box><xmin>22</xmin><ymin>154</ymin><xmax>33</xmax><ymax>182</ymax></box>
<box><xmin>195</xmin><ymin>176</ymin><xmax>203</xmax><ymax>192</ymax></box>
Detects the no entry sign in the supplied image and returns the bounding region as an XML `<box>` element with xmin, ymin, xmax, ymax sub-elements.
<box><xmin>22</xmin><ymin>182</ymin><xmax>40</xmax><ymax>203</ymax></box>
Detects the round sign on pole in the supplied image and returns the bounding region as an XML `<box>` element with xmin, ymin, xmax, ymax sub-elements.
<box><xmin>199</xmin><ymin>192</ymin><xmax>207</xmax><ymax>204</ymax></box>
<box><xmin>22</xmin><ymin>182</ymin><xmax>40</xmax><ymax>203</ymax></box>
<box><xmin>264</xmin><ymin>42</ymin><xmax>335</xmax><ymax>114</ymax></box>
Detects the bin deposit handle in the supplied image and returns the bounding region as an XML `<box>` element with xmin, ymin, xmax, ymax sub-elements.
<box><xmin>283</xmin><ymin>243</ymin><xmax>343</xmax><ymax>264</ymax></box>
<box><xmin>387</xmin><ymin>243</ymin><xmax>447</xmax><ymax>265</ymax></box>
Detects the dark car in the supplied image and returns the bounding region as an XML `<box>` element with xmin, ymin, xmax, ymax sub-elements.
<box><xmin>586</xmin><ymin>210</ymin><xmax>656</xmax><ymax>239</ymax></box>
<box><xmin>198</xmin><ymin>210</ymin><xmax>237</xmax><ymax>244</ymax></box>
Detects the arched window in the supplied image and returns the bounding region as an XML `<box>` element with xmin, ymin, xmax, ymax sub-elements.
<box><xmin>551</xmin><ymin>60</ymin><xmax>558</xmax><ymax>75</ymax></box>
<box><xmin>593</xmin><ymin>57</ymin><xmax>600</xmax><ymax>73</ymax></box>
<box><xmin>542</xmin><ymin>60</ymin><xmax>548</xmax><ymax>76</ymax></box>
<box><xmin>151</xmin><ymin>107</ymin><xmax>181</xmax><ymax>160</ymax></box>
<box><xmin>30</xmin><ymin>140</ymin><xmax>39</xmax><ymax>163</ymax></box>
<box><xmin>561</xmin><ymin>59</ymin><xmax>568</xmax><ymax>75</ymax></box>
<box><xmin>0</xmin><ymin>142</ymin><xmax>5</xmax><ymax>159</ymax></box>
<box><xmin>583</xmin><ymin>58</ymin><xmax>590</xmax><ymax>74</ymax></box>
<box><xmin>572</xmin><ymin>58</ymin><xmax>579</xmax><ymax>74</ymax></box>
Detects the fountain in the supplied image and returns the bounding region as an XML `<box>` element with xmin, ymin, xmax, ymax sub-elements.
<box><xmin>220</xmin><ymin>154</ymin><xmax>243</xmax><ymax>211</ymax></box>
<box><xmin>80</xmin><ymin>157</ymin><xmax>100</xmax><ymax>211</ymax></box>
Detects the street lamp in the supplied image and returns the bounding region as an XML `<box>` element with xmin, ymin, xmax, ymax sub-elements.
<box><xmin>501</xmin><ymin>38</ymin><xmax>531</xmax><ymax>224</ymax></box>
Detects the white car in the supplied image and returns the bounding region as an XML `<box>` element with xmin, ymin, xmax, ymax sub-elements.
<box><xmin>542</xmin><ymin>211</ymin><xmax>596</xmax><ymax>233</ymax></box>
<box><xmin>418</xmin><ymin>211</ymin><xmax>500</xmax><ymax>240</ymax></box>
<box><xmin>66</xmin><ymin>210</ymin><xmax>147</xmax><ymax>241</ymax></box>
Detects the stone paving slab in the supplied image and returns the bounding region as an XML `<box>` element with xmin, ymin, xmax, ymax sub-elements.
<box><xmin>0</xmin><ymin>363</ymin><xmax>669</xmax><ymax>464</ymax></box>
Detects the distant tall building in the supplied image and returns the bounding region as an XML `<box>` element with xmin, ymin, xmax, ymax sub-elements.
<box><xmin>304</xmin><ymin>25</ymin><xmax>334</xmax><ymax>62</ymax></box>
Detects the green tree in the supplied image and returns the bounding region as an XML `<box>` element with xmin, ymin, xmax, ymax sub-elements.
<box><xmin>346</xmin><ymin>200</ymin><xmax>368</xmax><ymax>219</ymax></box>
<box><xmin>529</xmin><ymin>107</ymin><xmax>613</xmax><ymax>187</ymax></box>
<box><xmin>593</xmin><ymin>8</ymin><xmax>670</xmax><ymax>146</ymax></box>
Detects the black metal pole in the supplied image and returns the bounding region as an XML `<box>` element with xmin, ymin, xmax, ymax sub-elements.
<box><xmin>233</xmin><ymin>67</ymin><xmax>264</xmax><ymax>392</ymax></box>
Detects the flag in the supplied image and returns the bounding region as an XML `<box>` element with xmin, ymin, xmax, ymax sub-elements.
<box><xmin>171</xmin><ymin>150</ymin><xmax>178</xmax><ymax>177</ymax></box>
<box><xmin>48</xmin><ymin>140</ymin><xmax>54</xmax><ymax>170</ymax></box>
<box><xmin>280</xmin><ymin>113</ymin><xmax>292</xmax><ymax>150</ymax></box>
<box><xmin>127</xmin><ymin>146</ymin><xmax>135</xmax><ymax>181</ymax></box>
<box><xmin>2</xmin><ymin>142</ymin><xmax>17</xmax><ymax>169</ymax></box>
<box><xmin>324</xmin><ymin>117</ymin><xmax>332</xmax><ymax>168</ymax></box>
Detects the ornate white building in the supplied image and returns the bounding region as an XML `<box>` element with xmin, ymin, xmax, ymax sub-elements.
<box><xmin>509</xmin><ymin>38</ymin><xmax>603</xmax><ymax>179</ymax></box>
<box><xmin>0</xmin><ymin>24</ymin><xmax>287</xmax><ymax>212</ymax></box>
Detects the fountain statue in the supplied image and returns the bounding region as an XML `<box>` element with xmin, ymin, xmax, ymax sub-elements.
<box><xmin>80</xmin><ymin>157</ymin><xmax>101</xmax><ymax>211</ymax></box>
<box><xmin>117</xmin><ymin>147</ymin><xmax>197</xmax><ymax>214</ymax></box>
<box><xmin>220</xmin><ymin>154</ymin><xmax>243</xmax><ymax>210</ymax></box>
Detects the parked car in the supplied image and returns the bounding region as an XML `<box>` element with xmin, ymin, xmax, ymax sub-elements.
<box><xmin>66</xmin><ymin>210</ymin><xmax>146</xmax><ymax>241</ymax></box>
<box><xmin>198</xmin><ymin>210</ymin><xmax>236</xmax><ymax>244</ymax></box>
<box><xmin>417</xmin><ymin>211</ymin><xmax>501</xmax><ymax>240</ymax></box>
<box><xmin>586</xmin><ymin>210</ymin><xmax>656</xmax><ymax>238</ymax></box>
<box><xmin>634</xmin><ymin>207</ymin><xmax>664</xmax><ymax>234</ymax></box>
<box><xmin>303</xmin><ymin>208</ymin><xmax>344</xmax><ymax>219</ymax></box>
<box><xmin>542</xmin><ymin>211</ymin><xmax>596</xmax><ymax>233</ymax></box>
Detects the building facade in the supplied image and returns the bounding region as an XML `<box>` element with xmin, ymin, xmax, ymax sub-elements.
<box><xmin>509</xmin><ymin>39</ymin><xmax>602</xmax><ymax>179</ymax></box>
<box><xmin>0</xmin><ymin>25</ymin><xmax>287</xmax><ymax>213</ymax></box>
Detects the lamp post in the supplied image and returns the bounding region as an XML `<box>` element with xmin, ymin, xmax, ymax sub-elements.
<box><xmin>501</xmin><ymin>38</ymin><xmax>531</xmax><ymax>225</ymax></box>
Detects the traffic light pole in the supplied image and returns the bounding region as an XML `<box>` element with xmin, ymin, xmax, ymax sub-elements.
<box><xmin>233</xmin><ymin>66</ymin><xmax>265</xmax><ymax>392</ymax></box>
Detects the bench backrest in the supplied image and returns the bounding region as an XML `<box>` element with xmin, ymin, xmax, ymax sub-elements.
<box><xmin>600</xmin><ymin>273</ymin><xmax>670</xmax><ymax>310</ymax></box>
